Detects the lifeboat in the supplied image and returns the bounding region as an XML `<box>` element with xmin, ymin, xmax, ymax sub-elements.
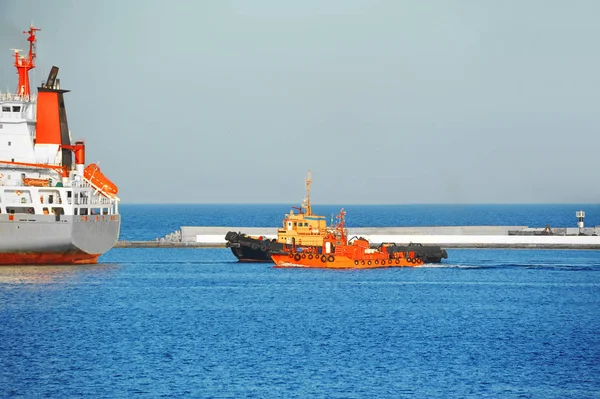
<box><xmin>83</xmin><ymin>163</ymin><xmax>118</xmax><ymax>197</ymax></box>
<box><xmin>23</xmin><ymin>177</ymin><xmax>50</xmax><ymax>187</ymax></box>
<box><xmin>270</xmin><ymin>209</ymin><xmax>425</xmax><ymax>269</ymax></box>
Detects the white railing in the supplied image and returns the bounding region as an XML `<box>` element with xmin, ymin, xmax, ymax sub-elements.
<box><xmin>74</xmin><ymin>196</ymin><xmax>113</xmax><ymax>205</ymax></box>
<box><xmin>0</xmin><ymin>93</ymin><xmax>37</xmax><ymax>102</ymax></box>
<box><xmin>71</xmin><ymin>181</ymin><xmax>92</xmax><ymax>189</ymax></box>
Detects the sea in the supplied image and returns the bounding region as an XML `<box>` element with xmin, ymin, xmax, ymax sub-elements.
<box><xmin>1</xmin><ymin>203</ymin><xmax>599</xmax><ymax>398</ymax></box>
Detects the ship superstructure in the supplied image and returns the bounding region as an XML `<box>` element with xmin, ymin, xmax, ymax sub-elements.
<box><xmin>276</xmin><ymin>171</ymin><xmax>327</xmax><ymax>247</ymax></box>
<box><xmin>0</xmin><ymin>26</ymin><xmax>120</xmax><ymax>264</ymax></box>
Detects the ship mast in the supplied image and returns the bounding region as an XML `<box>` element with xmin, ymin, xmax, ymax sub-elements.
<box><xmin>13</xmin><ymin>25</ymin><xmax>40</xmax><ymax>98</ymax></box>
<box><xmin>302</xmin><ymin>170</ymin><xmax>312</xmax><ymax>216</ymax></box>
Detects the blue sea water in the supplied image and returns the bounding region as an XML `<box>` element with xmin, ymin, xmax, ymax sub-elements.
<box><xmin>1</xmin><ymin>204</ymin><xmax>600</xmax><ymax>398</ymax></box>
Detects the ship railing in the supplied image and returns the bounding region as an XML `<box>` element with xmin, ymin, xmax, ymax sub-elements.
<box><xmin>0</xmin><ymin>93</ymin><xmax>36</xmax><ymax>102</ymax></box>
<box><xmin>73</xmin><ymin>196</ymin><xmax>115</xmax><ymax>206</ymax></box>
<box><xmin>71</xmin><ymin>181</ymin><xmax>92</xmax><ymax>189</ymax></box>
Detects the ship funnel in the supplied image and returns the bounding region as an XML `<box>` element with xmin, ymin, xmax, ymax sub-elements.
<box><xmin>44</xmin><ymin>66</ymin><xmax>58</xmax><ymax>89</ymax></box>
<box><xmin>36</xmin><ymin>65</ymin><xmax>73</xmax><ymax>169</ymax></box>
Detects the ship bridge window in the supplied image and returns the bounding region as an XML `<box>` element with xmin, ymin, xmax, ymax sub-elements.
<box><xmin>12</xmin><ymin>106</ymin><xmax>21</xmax><ymax>112</ymax></box>
<box><xmin>52</xmin><ymin>207</ymin><xmax>64</xmax><ymax>215</ymax></box>
<box><xmin>1</xmin><ymin>106</ymin><xmax>9</xmax><ymax>112</ymax></box>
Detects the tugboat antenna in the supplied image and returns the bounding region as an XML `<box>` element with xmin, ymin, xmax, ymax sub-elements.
<box><xmin>303</xmin><ymin>170</ymin><xmax>312</xmax><ymax>216</ymax></box>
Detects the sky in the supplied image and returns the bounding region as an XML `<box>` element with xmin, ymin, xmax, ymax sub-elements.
<box><xmin>1</xmin><ymin>0</ymin><xmax>599</xmax><ymax>204</ymax></box>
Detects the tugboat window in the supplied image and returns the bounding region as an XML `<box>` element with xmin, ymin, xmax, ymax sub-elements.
<box><xmin>1</xmin><ymin>106</ymin><xmax>9</xmax><ymax>112</ymax></box>
<box><xmin>12</xmin><ymin>106</ymin><xmax>21</xmax><ymax>112</ymax></box>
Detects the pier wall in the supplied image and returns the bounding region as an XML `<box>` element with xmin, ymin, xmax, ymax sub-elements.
<box><xmin>116</xmin><ymin>226</ymin><xmax>600</xmax><ymax>249</ymax></box>
<box><xmin>178</xmin><ymin>226</ymin><xmax>600</xmax><ymax>250</ymax></box>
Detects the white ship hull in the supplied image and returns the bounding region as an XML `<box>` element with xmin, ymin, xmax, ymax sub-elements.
<box><xmin>0</xmin><ymin>214</ymin><xmax>120</xmax><ymax>264</ymax></box>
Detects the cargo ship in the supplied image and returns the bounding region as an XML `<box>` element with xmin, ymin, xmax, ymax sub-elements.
<box><xmin>225</xmin><ymin>172</ymin><xmax>447</xmax><ymax>263</ymax></box>
<box><xmin>271</xmin><ymin>209</ymin><xmax>424</xmax><ymax>268</ymax></box>
<box><xmin>0</xmin><ymin>26</ymin><xmax>120</xmax><ymax>264</ymax></box>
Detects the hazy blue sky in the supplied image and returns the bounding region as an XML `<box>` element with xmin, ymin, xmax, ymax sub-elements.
<box><xmin>1</xmin><ymin>0</ymin><xmax>599</xmax><ymax>204</ymax></box>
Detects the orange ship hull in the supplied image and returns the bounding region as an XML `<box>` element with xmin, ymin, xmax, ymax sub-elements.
<box><xmin>271</xmin><ymin>253</ymin><xmax>423</xmax><ymax>269</ymax></box>
<box><xmin>0</xmin><ymin>252</ymin><xmax>100</xmax><ymax>265</ymax></box>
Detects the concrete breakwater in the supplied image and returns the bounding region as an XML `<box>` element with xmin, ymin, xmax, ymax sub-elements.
<box><xmin>114</xmin><ymin>225</ymin><xmax>600</xmax><ymax>250</ymax></box>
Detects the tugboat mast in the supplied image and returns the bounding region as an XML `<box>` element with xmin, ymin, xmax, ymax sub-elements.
<box><xmin>302</xmin><ymin>170</ymin><xmax>312</xmax><ymax>216</ymax></box>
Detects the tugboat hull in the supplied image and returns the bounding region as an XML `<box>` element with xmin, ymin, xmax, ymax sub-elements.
<box><xmin>225</xmin><ymin>231</ymin><xmax>448</xmax><ymax>263</ymax></box>
<box><xmin>225</xmin><ymin>231</ymin><xmax>282</xmax><ymax>262</ymax></box>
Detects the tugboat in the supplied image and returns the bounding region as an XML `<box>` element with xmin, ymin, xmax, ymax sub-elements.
<box><xmin>225</xmin><ymin>172</ymin><xmax>447</xmax><ymax>263</ymax></box>
<box><xmin>271</xmin><ymin>209</ymin><xmax>424</xmax><ymax>268</ymax></box>
<box><xmin>225</xmin><ymin>171</ymin><xmax>327</xmax><ymax>262</ymax></box>
<box><xmin>0</xmin><ymin>26</ymin><xmax>120</xmax><ymax>264</ymax></box>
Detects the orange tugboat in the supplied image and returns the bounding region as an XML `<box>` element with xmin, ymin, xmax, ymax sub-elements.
<box><xmin>270</xmin><ymin>209</ymin><xmax>425</xmax><ymax>269</ymax></box>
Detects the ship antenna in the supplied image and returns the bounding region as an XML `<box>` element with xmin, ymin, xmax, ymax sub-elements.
<box><xmin>303</xmin><ymin>170</ymin><xmax>312</xmax><ymax>216</ymax></box>
<box><xmin>13</xmin><ymin>25</ymin><xmax>41</xmax><ymax>98</ymax></box>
